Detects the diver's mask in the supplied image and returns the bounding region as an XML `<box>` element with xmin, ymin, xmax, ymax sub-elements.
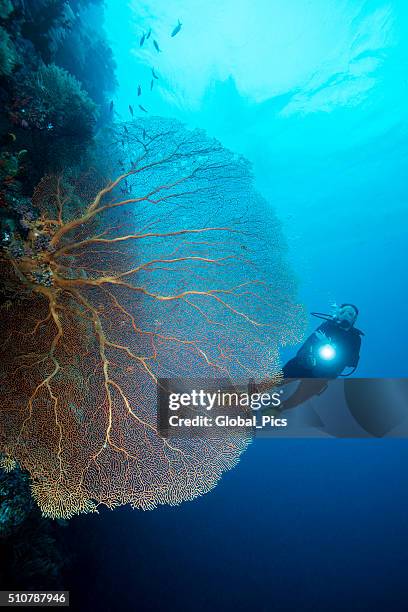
<box><xmin>312</xmin><ymin>304</ymin><xmax>357</xmax><ymax>331</ymax></box>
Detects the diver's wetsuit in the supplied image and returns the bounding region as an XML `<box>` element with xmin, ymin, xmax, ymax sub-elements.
<box><xmin>282</xmin><ymin>320</ymin><xmax>362</xmax><ymax>379</ymax></box>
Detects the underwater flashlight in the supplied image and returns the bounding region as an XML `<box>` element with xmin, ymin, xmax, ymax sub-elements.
<box><xmin>318</xmin><ymin>343</ymin><xmax>336</xmax><ymax>361</ymax></box>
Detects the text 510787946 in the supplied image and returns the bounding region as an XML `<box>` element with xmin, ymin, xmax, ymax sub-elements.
<box><xmin>0</xmin><ymin>592</ymin><xmax>69</xmax><ymax>607</ymax></box>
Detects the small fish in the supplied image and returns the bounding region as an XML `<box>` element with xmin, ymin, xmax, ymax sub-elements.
<box><xmin>109</xmin><ymin>100</ymin><xmax>114</xmax><ymax>112</ymax></box>
<box><xmin>153</xmin><ymin>40</ymin><xmax>161</xmax><ymax>52</ymax></box>
<box><xmin>124</xmin><ymin>125</ymin><xmax>129</xmax><ymax>134</ymax></box>
<box><xmin>139</xmin><ymin>104</ymin><xmax>148</xmax><ymax>113</ymax></box>
<box><xmin>129</xmin><ymin>104</ymin><xmax>134</xmax><ymax>117</ymax></box>
<box><xmin>143</xmin><ymin>129</ymin><xmax>146</xmax><ymax>139</ymax></box>
<box><xmin>150</xmin><ymin>79</ymin><xmax>154</xmax><ymax>91</ymax></box>
<box><xmin>137</xmin><ymin>84</ymin><xmax>142</xmax><ymax>96</ymax></box>
<box><xmin>146</xmin><ymin>28</ymin><xmax>152</xmax><ymax>39</ymax></box>
<box><xmin>171</xmin><ymin>19</ymin><xmax>182</xmax><ymax>37</ymax></box>
<box><xmin>152</xmin><ymin>67</ymin><xmax>159</xmax><ymax>79</ymax></box>
<box><xmin>140</xmin><ymin>32</ymin><xmax>146</xmax><ymax>46</ymax></box>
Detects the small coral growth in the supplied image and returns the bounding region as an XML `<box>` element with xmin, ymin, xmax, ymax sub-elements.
<box><xmin>0</xmin><ymin>464</ymin><xmax>33</xmax><ymax>538</ymax></box>
<box><xmin>0</xmin><ymin>25</ymin><xmax>18</xmax><ymax>75</ymax></box>
<box><xmin>24</xmin><ymin>63</ymin><xmax>97</xmax><ymax>135</ymax></box>
<box><xmin>0</xmin><ymin>0</ymin><xmax>13</xmax><ymax>20</ymax></box>
<box><xmin>7</xmin><ymin>64</ymin><xmax>98</xmax><ymax>171</ymax></box>
<box><xmin>0</xmin><ymin>464</ymin><xmax>66</xmax><ymax>589</ymax></box>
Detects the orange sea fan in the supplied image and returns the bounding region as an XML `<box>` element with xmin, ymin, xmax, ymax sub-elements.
<box><xmin>0</xmin><ymin>117</ymin><xmax>305</xmax><ymax>518</ymax></box>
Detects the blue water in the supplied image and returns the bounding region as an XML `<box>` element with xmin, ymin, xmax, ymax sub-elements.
<box><xmin>105</xmin><ymin>0</ymin><xmax>408</xmax><ymax>377</ymax></box>
<box><xmin>69</xmin><ymin>2</ymin><xmax>408</xmax><ymax>609</ymax></box>
<box><xmin>71</xmin><ymin>440</ymin><xmax>408</xmax><ymax>611</ymax></box>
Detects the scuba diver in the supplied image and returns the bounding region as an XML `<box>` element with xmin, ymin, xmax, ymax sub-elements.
<box><xmin>256</xmin><ymin>304</ymin><xmax>364</xmax><ymax>416</ymax></box>
<box><xmin>282</xmin><ymin>303</ymin><xmax>363</xmax><ymax>379</ymax></box>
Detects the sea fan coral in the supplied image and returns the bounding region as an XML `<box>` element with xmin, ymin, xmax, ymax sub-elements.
<box><xmin>0</xmin><ymin>117</ymin><xmax>304</xmax><ymax>519</ymax></box>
